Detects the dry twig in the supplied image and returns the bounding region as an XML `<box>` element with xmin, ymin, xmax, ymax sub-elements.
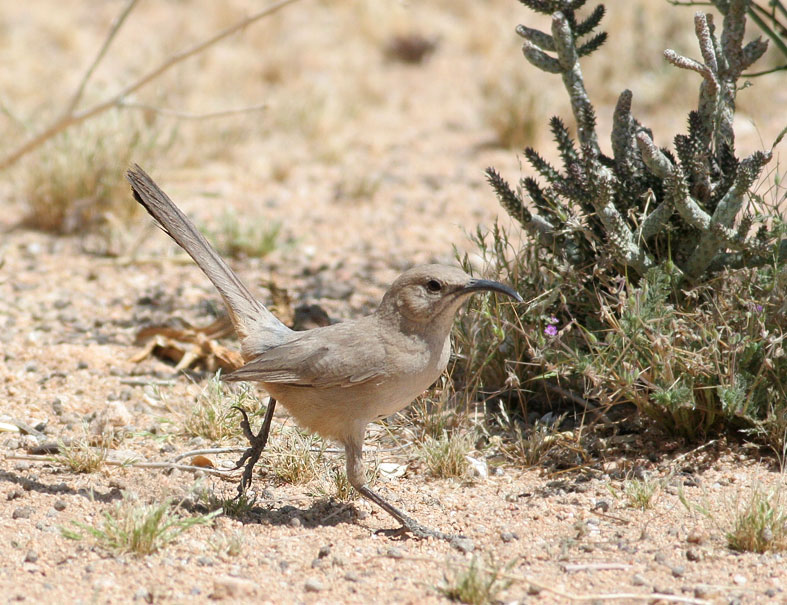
<box><xmin>0</xmin><ymin>0</ymin><xmax>302</xmax><ymax>171</ymax></box>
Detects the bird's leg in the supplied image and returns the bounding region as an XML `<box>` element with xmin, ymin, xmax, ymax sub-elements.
<box><xmin>232</xmin><ymin>397</ymin><xmax>277</xmax><ymax>497</ymax></box>
<box><xmin>344</xmin><ymin>435</ymin><xmax>454</xmax><ymax>540</ymax></box>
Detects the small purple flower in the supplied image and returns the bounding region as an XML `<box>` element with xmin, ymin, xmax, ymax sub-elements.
<box><xmin>544</xmin><ymin>324</ymin><xmax>558</xmax><ymax>337</ymax></box>
<box><xmin>548</xmin><ymin>316</ymin><xmax>558</xmax><ymax>325</ymax></box>
<box><xmin>756</xmin><ymin>304</ymin><xmax>763</xmax><ymax>313</ymax></box>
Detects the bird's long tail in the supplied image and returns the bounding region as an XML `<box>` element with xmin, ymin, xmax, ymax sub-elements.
<box><xmin>127</xmin><ymin>165</ymin><xmax>291</xmax><ymax>354</ymax></box>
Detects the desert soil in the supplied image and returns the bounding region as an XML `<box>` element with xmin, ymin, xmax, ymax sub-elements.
<box><xmin>2</xmin><ymin>1</ymin><xmax>787</xmax><ymax>604</ymax></box>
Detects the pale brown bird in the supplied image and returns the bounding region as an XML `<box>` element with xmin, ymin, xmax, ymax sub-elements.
<box><xmin>127</xmin><ymin>165</ymin><xmax>521</xmax><ymax>539</ymax></box>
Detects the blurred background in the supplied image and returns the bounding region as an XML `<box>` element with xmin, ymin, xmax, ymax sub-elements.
<box><xmin>1</xmin><ymin>0</ymin><xmax>784</xmax><ymax>276</ymax></box>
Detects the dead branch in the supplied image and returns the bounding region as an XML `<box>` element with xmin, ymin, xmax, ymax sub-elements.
<box><xmin>0</xmin><ymin>0</ymin><xmax>302</xmax><ymax>171</ymax></box>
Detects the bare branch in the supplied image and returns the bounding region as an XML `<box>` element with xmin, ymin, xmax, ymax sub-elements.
<box><xmin>117</xmin><ymin>101</ymin><xmax>267</xmax><ymax>120</ymax></box>
<box><xmin>0</xmin><ymin>0</ymin><xmax>302</xmax><ymax>171</ymax></box>
<box><xmin>64</xmin><ymin>0</ymin><xmax>140</xmax><ymax>116</ymax></box>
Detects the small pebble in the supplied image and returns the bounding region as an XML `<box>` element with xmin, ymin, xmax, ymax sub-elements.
<box><xmin>671</xmin><ymin>565</ymin><xmax>685</xmax><ymax>578</ymax></box>
<box><xmin>344</xmin><ymin>571</ymin><xmax>360</xmax><ymax>583</ymax></box>
<box><xmin>12</xmin><ymin>506</ymin><xmax>33</xmax><ymax>520</ymax></box>
<box><xmin>53</xmin><ymin>500</ymin><xmax>67</xmax><ymax>511</ymax></box>
<box><xmin>653</xmin><ymin>585</ymin><xmax>674</xmax><ymax>595</ymax></box>
<box><xmin>450</xmin><ymin>537</ymin><xmax>474</xmax><ymax>554</ymax></box>
<box><xmin>133</xmin><ymin>588</ymin><xmax>152</xmax><ymax>602</ymax></box>
<box><xmin>7</xmin><ymin>489</ymin><xmax>23</xmax><ymax>501</ymax></box>
<box><xmin>289</xmin><ymin>517</ymin><xmax>302</xmax><ymax>528</ymax></box>
<box><xmin>687</xmin><ymin>528</ymin><xmax>706</xmax><ymax>544</ymax></box>
<box><xmin>594</xmin><ymin>500</ymin><xmax>610</xmax><ymax>512</ymax></box>
<box><xmin>318</xmin><ymin>545</ymin><xmax>331</xmax><ymax>558</ymax></box>
<box><xmin>196</xmin><ymin>556</ymin><xmax>214</xmax><ymax>567</ymax></box>
<box><xmin>386</xmin><ymin>547</ymin><xmax>404</xmax><ymax>560</ymax></box>
<box><xmin>694</xmin><ymin>585</ymin><xmax>711</xmax><ymax>598</ymax></box>
<box><xmin>733</xmin><ymin>574</ymin><xmax>747</xmax><ymax>586</ymax></box>
<box><xmin>686</xmin><ymin>548</ymin><xmax>701</xmax><ymax>561</ymax></box>
<box><xmin>631</xmin><ymin>573</ymin><xmax>647</xmax><ymax>587</ymax></box>
<box><xmin>51</xmin><ymin>399</ymin><xmax>64</xmax><ymax>415</ymax></box>
<box><xmin>304</xmin><ymin>578</ymin><xmax>324</xmax><ymax>593</ymax></box>
<box><xmin>500</xmin><ymin>531</ymin><xmax>519</xmax><ymax>543</ymax></box>
<box><xmin>24</xmin><ymin>551</ymin><xmax>38</xmax><ymax>563</ymax></box>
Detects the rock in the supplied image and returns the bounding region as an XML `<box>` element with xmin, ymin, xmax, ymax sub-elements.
<box><xmin>133</xmin><ymin>588</ymin><xmax>153</xmax><ymax>602</ymax></box>
<box><xmin>318</xmin><ymin>545</ymin><xmax>331</xmax><ymax>558</ymax></box>
<box><xmin>500</xmin><ymin>531</ymin><xmax>519</xmax><ymax>543</ymax></box>
<box><xmin>671</xmin><ymin>565</ymin><xmax>685</xmax><ymax>577</ymax></box>
<box><xmin>12</xmin><ymin>506</ymin><xmax>33</xmax><ymax>520</ymax></box>
<box><xmin>686</xmin><ymin>548</ymin><xmax>701</xmax><ymax>561</ymax></box>
<box><xmin>289</xmin><ymin>516</ymin><xmax>302</xmax><ymax>528</ymax></box>
<box><xmin>694</xmin><ymin>585</ymin><xmax>712</xmax><ymax>598</ymax></box>
<box><xmin>344</xmin><ymin>571</ymin><xmax>360</xmax><ymax>583</ymax></box>
<box><xmin>304</xmin><ymin>578</ymin><xmax>324</xmax><ymax>593</ymax></box>
<box><xmin>450</xmin><ymin>537</ymin><xmax>474</xmax><ymax>554</ymax></box>
<box><xmin>386</xmin><ymin>547</ymin><xmax>404</xmax><ymax>559</ymax></box>
<box><xmin>211</xmin><ymin>576</ymin><xmax>257</xmax><ymax>599</ymax></box>
<box><xmin>631</xmin><ymin>573</ymin><xmax>647</xmax><ymax>586</ymax></box>
<box><xmin>687</xmin><ymin>528</ymin><xmax>706</xmax><ymax>544</ymax></box>
<box><xmin>51</xmin><ymin>399</ymin><xmax>64</xmax><ymax>415</ymax></box>
<box><xmin>733</xmin><ymin>574</ymin><xmax>747</xmax><ymax>586</ymax></box>
<box><xmin>24</xmin><ymin>551</ymin><xmax>38</xmax><ymax>563</ymax></box>
<box><xmin>90</xmin><ymin>401</ymin><xmax>132</xmax><ymax>436</ymax></box>
<box><xmin>53</xmin><ymin>500</ymin><xmax>67</xmax><ymax>511</ymax></box>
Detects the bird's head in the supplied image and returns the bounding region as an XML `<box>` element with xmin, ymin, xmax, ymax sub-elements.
<box><xmin>378</xmin><ymin>264</ymin><xmax>522</xmax><ymax>330</ymax></box>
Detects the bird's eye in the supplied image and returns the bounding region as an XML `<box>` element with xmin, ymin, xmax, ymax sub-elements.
<box><xmin>426</xmin><ymin>279</ymin><xmax>442</xmax><ymax>293</ymax></box>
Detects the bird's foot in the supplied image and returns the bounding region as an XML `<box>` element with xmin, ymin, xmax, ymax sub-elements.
<box><xmin>231</xmin><ymin>406</ymin><xmax>267</xmax><ymax>498</ymax></box>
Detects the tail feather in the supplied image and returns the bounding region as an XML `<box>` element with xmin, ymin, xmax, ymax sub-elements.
<box><xmin>127</xmin><ymin>165</ymin><xmax>291</xmax><ymax>355</ymax></box>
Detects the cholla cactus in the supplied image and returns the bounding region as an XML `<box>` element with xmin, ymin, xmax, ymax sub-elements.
<box><xmin>487</xmin><ymin>0</ymin><xmax>784</xmax><ymax>282</ymax></box>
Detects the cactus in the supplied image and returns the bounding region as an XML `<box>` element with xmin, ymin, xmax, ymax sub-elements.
<box><xmin>487</xmin><ymin>0</ymin><xmax>785</xmax><ymax>282</ymax></box>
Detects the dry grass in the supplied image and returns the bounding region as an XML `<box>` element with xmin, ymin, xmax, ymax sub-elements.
<box><xmin>181</xmin><ymin>372</ymin><xmax>263</xmax><ymax>443</ymax></box>
<box><xmin>419</xmin><ymin>431</ymin><xmax>475</xmax><ymax>479</ymax></box>
<box><xmin>439</xmin><ymin>557</ymin><xmax>513</xmax><ymax>605</ymax></box>
<box><xmin>63</xmin><ymin>494</ymin><xmax>219</xmax><ymax>557</ymax></box>
<box><xmin>19</xmin><ymin>111</ymin><xmax>162</xmax><ymax>234</ymax></box>
<box><xmin>727</xmin><ymin>485</ymin><xmax>787</xmax><ymax>553</ymax></box>
<box><xmin>56</xmin><ymin>432</ymin><xmax>109</xmax><ymax>474</ymax></box>
<box><xmin>263</xmin><ymin>425</ymin><xmax>325</xmax><ymax>485</ymax></box>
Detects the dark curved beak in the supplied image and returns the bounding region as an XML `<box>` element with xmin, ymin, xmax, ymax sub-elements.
<box><xmin>461</xmin><ymin>278</ymin><xmax>523</xmax><ymax>302</ymax></box>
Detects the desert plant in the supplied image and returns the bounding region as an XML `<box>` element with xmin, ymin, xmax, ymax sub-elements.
<box><xmin>622</xmin><ymin>476</ymin><xmax>662</xmax><ymax>510</ymax></box>
<box><xmin>198</xmin><ymin>488</ymin><xmax>258</xmax><ymax>518</ymax></box>
<box><xmin>727</xmin><ymin>485</ymin><xmax>787</xmax><ymax>552</ymax></box>
<box><xmin>439</xmin><ymin>557</ymin><xmax>513</xmax><ymax>605</ymax></box>
<box><xmin>264</xmin><ymin>426</ymin><xmax>325</xmax><ymax>484</ymax></box>
<box><xmin>461</xmin><ymin>0</ymin><xmax>787</xmax><ymax>447</ymax></box>
<box><xmin>669</xmin><ymin>0</ymin><xmax>787</xmax><ymax>76</ymax></box>
<box><xmin>204</xmin><ymin>209</ymin><xmax>281</xmax><ymax>259</ymax></box>
<box><xmin>21</xmin><ymin>110</ymin><xmax>162</xmax><ymax>234</ymax></box>
<box><xmin>56</xmin><ymin>430</ymin><xmax>110</xmax><ymax>473</ymax></box>
<box><xmin>64</xmin><ymin>493</ymin><xmax>219</xmax><ymax>556</ymax></box>
<box><xmin>486</xmin><ymin>0</ymin><xmax>784</xmax><ymax>286</ymax></box>
<box><xmin>579</xmin><ymin>264</ymin><xmax>787</xmax><ymax>442</ymax></box>
<box><xmin>419</xmin><ymin>431</ymin><xmax>475</xmax><ymax>479</ymax></box>
<box><xmin>182</xmin><ymin>371</ymin><xmax>264</xmax><ymax>442</ymax></box>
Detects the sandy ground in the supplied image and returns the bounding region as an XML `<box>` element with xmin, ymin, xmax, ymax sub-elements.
<box><xmin>2</xmin><ymin>1</ymin><xmax>787</xmax><ymax>603</ymax></box>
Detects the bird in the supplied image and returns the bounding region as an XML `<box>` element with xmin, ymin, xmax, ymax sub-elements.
<box><xmin>127</xmin><ymin>165</ymin><xmax>522</xmax><ymax>539</ymax></box>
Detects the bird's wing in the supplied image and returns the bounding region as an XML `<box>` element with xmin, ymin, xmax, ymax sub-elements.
<box><xmin>224</xmin><ymin>320</ymin><xmax>389</xmax><ymax>389</ymax></box>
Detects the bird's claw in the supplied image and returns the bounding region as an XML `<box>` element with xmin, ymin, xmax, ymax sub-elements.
<box><xmin>231</xmin><ymin>405</ymin><xmax>266</xmax><ymax>498</ymax></box>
